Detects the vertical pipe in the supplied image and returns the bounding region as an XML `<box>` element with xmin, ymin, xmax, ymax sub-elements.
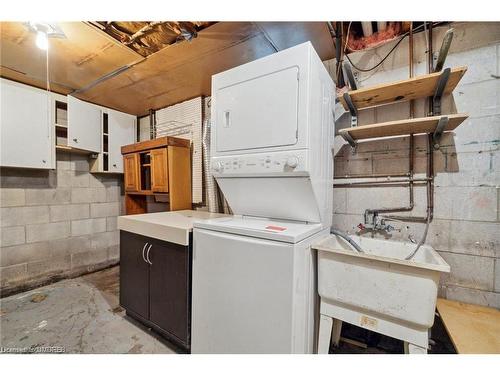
<box><xmin>335</xmin><ymin>22</ymin><xmax>345</xmax><ymax>88</ymax></box>
<box><xmin>408</xmin><ymin>23</ymin><xmax>415</xmax><ymax>216</ymax></box>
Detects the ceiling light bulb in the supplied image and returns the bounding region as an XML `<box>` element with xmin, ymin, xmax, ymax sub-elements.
<box><xmin>36</xmin><ymin>31</ymin><xmax>48</xmax><ymax>50</ymax></box>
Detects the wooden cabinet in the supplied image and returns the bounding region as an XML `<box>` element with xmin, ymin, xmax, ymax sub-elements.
<box><xmin>120</xmin><ymin>231</ymin><xmax>192</xmax><ymax>350</ymax></box>
<box><xmin>108</xmin><ymin>109</ymin><xmax>136</xmax><ymax>172</ymax></box>
<box><xmin>151</xmin><ymin>148</ymin><xmax>168</xmax><ymax>192</ymax></box>
<box><xmin>67</xmin><ymin>96</ymin><xmax>102</xmax><ymax>153</ymax></box>
<box><xmin>124</xmin><ymin>153</ymin><xmax>140</xmax><ymax>191</ymax></box>
<box><xmin>0</xmin><ymin>78</ymin><xmax>55</xmax><ymax>169</ymax></box>
<box><xmin>121</xmin><ymin>137</ymin><xmax>192</xmax><ymax>214</ymax></box>
<box><xmin>90</xmin><ymin>108</ymin><xmax>136</xmax><ymax>173</ymax></box>
<box><xmin>149</xmin><ymin>237</ymin><xmax>190</xmax><ymax>344</ymax></box>
<box><xmin>119</xmin><ymin>231</ymin><xmax>150</xmax><ymax>319</ymax></box>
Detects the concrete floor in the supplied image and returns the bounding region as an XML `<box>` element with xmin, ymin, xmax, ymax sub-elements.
<box><xmin>0</xmin><ymin>266</ymin><xmax>178</xmax><ymax>354</ymax></box>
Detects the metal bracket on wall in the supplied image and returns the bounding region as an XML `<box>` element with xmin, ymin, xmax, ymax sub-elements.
<box><xmin>343</xmin><ymin>62</ymin><xmax>358</xmax><ymax>90</ymax></box>
<box><xmin>432</xmin><ymin>67</ymin><xmax>451</xmax><ymax>116</ymax></box>
<box><xmin>432</xmin><ymin>116</ymin><xmax>448</xmax><ymax>149</ymax></box>
<box><xmin>343</xmin><ymin>92</ymin><xmax>358</xmax><ymax>128</ymax></box>
<box><xmin>340</xmin><ymin>130</ymin><xmax>357</xmax><ymax>152</ymax></box>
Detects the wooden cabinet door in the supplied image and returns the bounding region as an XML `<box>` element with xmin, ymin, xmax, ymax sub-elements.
<box><xmin>108</xmin><ymin>109</ymin><xmax>136</xmax><ymax>173</ymax></box>
<box><xmin>0</xmin><ymin>79</ymin><xmax>54</xmax><ymax>169</ymax></box>
<box><xmin>149</xmin><ymin>238</ymin><xmax>191</xmax><ymax>346</ymax></box>
<box><xmin>151</xmin><ymin>148</ymin><xmax>168</xmax><ymax>192</ymax></box>
<box><xmin>124</xmin><ymin>153</ymin><xmax>139</xmax><ymax>191</ymax></box>
<box><xmin>119</xmin><ymin>231</ymin><xmax>151</xmax><ymax>319</ymax></box>
<box><xmin>67</xmin><ymin>95</ymin><xmax>102</xmax><ymax>153</ymax></box>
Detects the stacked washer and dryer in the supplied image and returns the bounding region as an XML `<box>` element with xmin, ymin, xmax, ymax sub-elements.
<box><xmin>191</xmin><ymin>42</ymin><xmax>335</xmax><ymax>353</ymax></box>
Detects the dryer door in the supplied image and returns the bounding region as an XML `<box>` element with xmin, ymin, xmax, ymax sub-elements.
<box><xmin>215</xmin><ymin>66</ymin><xmax>299</xmax><ymax>153</ymax></box>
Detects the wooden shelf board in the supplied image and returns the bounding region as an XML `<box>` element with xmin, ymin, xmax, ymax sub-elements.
<box><xmin>55</xmin><ymin>124</ymin><xmax>68</xmax><ymax>129</ymax></box>
<box><xmin>55</xmin><ymin>145</ymin><xmax>91</xmax><ymax>154</ymax></box>
<box><xmin>339</xmin><ymin>114</ymin><xmax>468</xmax><ymax>141</ymax></box>
<box><xmin>339</xmin><ymin>66</ymin><xmax>467</xmax><ymax>111</ymax></box>
<box><xmin>436</xmin><ymin>298</ymin><xmax>500</xmax><ymax>354</ymax></box>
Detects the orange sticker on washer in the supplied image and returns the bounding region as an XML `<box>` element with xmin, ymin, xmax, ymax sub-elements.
<box><xmin>265</xmin><ymin>225</ymin><xmax>287</xmax><ymax>232</ymax></box>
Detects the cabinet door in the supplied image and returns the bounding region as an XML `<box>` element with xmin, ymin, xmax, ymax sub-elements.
<box><xmin>119</xmin><ymin>231</ymin><xmax>151</xmax><ymax>319</ymax></box>
<box><xmin>151</xmin><ymin>148</ymin><xmax>168</xmax><ymax>192</ymax></box>
<box><xmin>124</xmin><ymin>153</ymin><xmax>139</xmax><ymax>191</ymax></box>
<box><xmin>149</xmin><ymin>239</ymin><xmax>191</xmax><ymax>345</ymax></box>
<box><xmin>0</xmin><ymin>79</ymin><xmax>54</xmax><ymax>169</ymax></box>
<box><xmin>67</xmin><ymin>96</ymin><xmax>101</xmax><ymax>152</ymax></box>
<box><xmin>108</xmin><ymin>109</ymin><xmax>136</xmax><ymax>173</ymax></box>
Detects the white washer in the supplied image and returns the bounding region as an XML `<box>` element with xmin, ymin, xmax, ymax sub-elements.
<box><xmin>192</xmin><ymin>216</ymin><xmax>328</xmax><ymax>353</ymax></box>
<box><xmin>192</xmin><ymin>42</ymin><xmax>335</xmax><ymax>353</ymax></box>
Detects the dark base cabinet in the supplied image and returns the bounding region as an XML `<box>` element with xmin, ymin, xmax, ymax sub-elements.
<box><xmin>120</xmin><ymin>230</ymin><xmax>192</xmax><ymax>351</ymax></box>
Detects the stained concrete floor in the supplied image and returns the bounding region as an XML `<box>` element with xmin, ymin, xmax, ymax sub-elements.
<box><xmin>0</xmin><ymin>266</ymin><xmax>178</xmax><ymax>354</ymax></box>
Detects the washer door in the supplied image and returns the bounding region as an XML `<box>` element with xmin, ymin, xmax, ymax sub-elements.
<box><xmin>191</xmin><ymin>228</ymin><xmax>295</xmax><ymax>353</ymax></box>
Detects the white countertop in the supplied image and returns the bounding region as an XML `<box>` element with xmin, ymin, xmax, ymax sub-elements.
<box><xmin>117</xmin><ymin>210</ymin><xmax>230</xmax><ymax>246</ymax></box>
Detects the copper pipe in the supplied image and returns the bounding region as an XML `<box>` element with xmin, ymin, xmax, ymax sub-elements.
<box><xmin>333</xmin><ymin>178</ymin><xmax>430</xmax><ymax>187</ymax></box>
<box><xmin>384</xmin><ymin>21</ymin><xmax>435</xmax><ymax>224</ymax></box>
<box><xmin>335</xmin><ymin>172</ymin><xmax>410</xmax><ymax>179</ymax></box>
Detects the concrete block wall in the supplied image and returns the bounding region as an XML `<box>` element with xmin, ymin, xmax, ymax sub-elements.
<box><xmin>0</xmin><ymin>151</ymin><xmax>124</xmax><ymax>296</ymax></box>
<box><xmin>324</xmin><ymin>22</ymin><xmax>500</xmax><ymax>308</ymax></box>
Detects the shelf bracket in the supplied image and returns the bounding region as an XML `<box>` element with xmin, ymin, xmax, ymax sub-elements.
<box><xmin>343</xmin><ymin>92</ymin><xmax>358</xmax><ymax>127</ymax></box>
<box><xmin>340</xmin><ymin>131</ymin><xmax>357</xmax><ymax>152</ymax></box>
<box><xmin>432</xmin><ymin>67</ymin><xmax>451</xmax><ymax>116</ymax></box>
<box><xmin>343</xmin><ymin>62</ymin><xmax>358</xmax><ymax>90</ymax></box>
<box><xmin>433</xmin><ymin>116</ymin><xmax>448</xmax><ymax>149</ymax></box>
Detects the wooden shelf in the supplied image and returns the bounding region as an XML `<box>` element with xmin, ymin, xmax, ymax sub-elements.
<box><xmin>55</xmin><ymin>145</ymin><xmax>91</xmax><ymax>154</ymax></box>
<box><xmin>436</xmin><ymin>298</ymin><xmax>500</xmax><ymax>354</ymax></box>
<box><xmin>338</xmin><ymin>66</ymin><xmax>467</xmax><ymax>111</ymax></box>
<box><xmin>339</xmin><ymin>113</ymin><xmax>468</xmax><ymax>141</ymax></box>
<box><xmin>55</xmin><ymin>124</ymin><xmax>68</xmax><ymax>129</ymax></box>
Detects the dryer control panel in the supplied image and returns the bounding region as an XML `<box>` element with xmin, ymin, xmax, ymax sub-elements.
<box><xmin>212</xmin><ymin>150</ymin><xmax>308</xmax><ymax>177</ymax></box>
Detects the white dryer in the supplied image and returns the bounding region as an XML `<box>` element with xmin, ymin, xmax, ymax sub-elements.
<box><xmin>192</xmin><ymin>42</ymin><xmax>335</xmax><ymax>353</ymax></box>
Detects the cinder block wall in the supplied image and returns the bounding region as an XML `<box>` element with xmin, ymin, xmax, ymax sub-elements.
<box><xmin>325</xmin><ymin>22</ymin><xmax>500</xmax><ymax>308</ymax></box>
<box><xmin>0</xmin><ymin>152</ymin><xmax>123</xmax><ymax>296</ymax></box>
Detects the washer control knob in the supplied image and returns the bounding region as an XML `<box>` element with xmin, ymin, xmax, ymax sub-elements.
<box><xmin>213</xmin><ymin>162</ymin><xmax>223</xmax><ymax>173</ymax></box>
<box><xmin>286</xmin><ymin>156</ymin><xmax>299</xmax><ymax>169</ymax></box>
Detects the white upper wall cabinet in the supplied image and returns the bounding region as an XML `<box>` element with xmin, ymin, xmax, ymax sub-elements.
<box><xmin>108</xmin><ymin>109</ymin><xmax>136</xmax><ymax>173</ymax></box>
<box><xmin>67</xmin><ymin>95</ymin><xmax>102</xmax><ymax>153</ymax></box>
<box><xmin>0</xmin><ymin>78</ymin><xmax>55</xmax><ymax>169</ymax></box>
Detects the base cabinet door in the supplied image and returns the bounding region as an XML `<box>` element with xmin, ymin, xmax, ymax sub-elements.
<box><xmin>119</xmin><ymin>231</ymin><xmax>150</xmax><ymax>319</ymax></box>
<box><xmin>149</xmin><ymin>238</ymin><xmax>191</xmax><ymax>346</ymax></box>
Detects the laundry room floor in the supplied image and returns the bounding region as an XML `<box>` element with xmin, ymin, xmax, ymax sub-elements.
<box><xmin>0</xmin><ymin>267</ymin><xmax>178</xmax><ymax>354</ymax></box>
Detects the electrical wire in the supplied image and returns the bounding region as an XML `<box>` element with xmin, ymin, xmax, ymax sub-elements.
<box><xmin>344</xmin><ymin>22</ymin><xmax>436</xmax><ymax>73</ymax></box>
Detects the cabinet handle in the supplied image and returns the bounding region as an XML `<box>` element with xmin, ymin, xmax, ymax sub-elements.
<box><xmin>142</xmin><ymin>243</ymin><xmax>148</xmax><ymax>263</ymax></box>
<box><xmin>113</xmin><ymin>163</ymin><xmax>117</xmax><ymax>168</ymax></box>
<box><xmin>146</xmin><ymin>244</ymin><xmax>153</xmax><ymax>265</ymax></box>
<box><xmin>73</xmin><ymin>138</ymin><xmax>78</xmax><ymax>143</ymax></box>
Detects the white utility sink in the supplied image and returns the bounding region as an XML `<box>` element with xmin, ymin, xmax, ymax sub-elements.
<box><xmin>313</xmin><ymin>234</ymin><xmax>450</xmax><ymax>353</ymax></box>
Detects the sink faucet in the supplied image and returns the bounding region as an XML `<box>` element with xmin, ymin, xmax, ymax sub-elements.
<box><xmin>361</xmin><ymin>210</ymin><xmax>398</xmax><ymax>233</ymax></box>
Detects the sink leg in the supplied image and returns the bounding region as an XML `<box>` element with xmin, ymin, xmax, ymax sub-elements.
<box><xmin>332</xmin><ymin>319</ymin><xmax>342</xmax><ymax>347</ymax></box>
<box><xmin>318</xmin><ymin>314</ymin><xmax>333</xmax><ymax>354</ymax></box>
<box><xmin>404</xmin><ymin>342</ymin><xmax>428</xmax><ymax>354</ymax></box>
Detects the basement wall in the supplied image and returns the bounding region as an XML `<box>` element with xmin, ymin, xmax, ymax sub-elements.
<box><xmin>0</xmin><ymin>152</ymin><xmax>123</xmax><ymax>296</ymax></box>
<box><xmin>325</xmin><ymin>22</ymin><xmax>500</xmax><ymax>308</ymax></box>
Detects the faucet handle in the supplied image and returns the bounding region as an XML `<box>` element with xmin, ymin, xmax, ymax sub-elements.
<box><xmin>357</xmin><ymin>223</ymin><xmax>366</xmax><ymax>231</ymax></box>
